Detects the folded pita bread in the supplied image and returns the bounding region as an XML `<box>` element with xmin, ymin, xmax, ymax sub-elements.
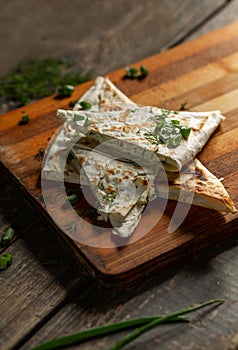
<box><xmin>44</xmin><ymin>76</ymin><xmax>236</xmax><ymax>239</ymax></box>
<box><xmin>42</xmin><ymin>122</ymin><xmax>156</xmax><ymax>237</ymax></box>
<box><xmin>57</xmin><ymin>106</ymin><xmax>225</xmax><ymax>172</ymax></box>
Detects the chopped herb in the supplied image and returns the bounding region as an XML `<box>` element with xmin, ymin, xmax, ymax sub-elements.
<box><xmin>144</xmin><ymin>132</ymin><xmax>162</xmax><ymax>145</ymax></box>
<box><xmin>66</xmin><ymin>193</ymin><xmax>79</xmax><ymax>205</ymax></box>
<box><xmin>57</xmin><ymin>84</ymin><xmax>75</xmax><ymax>98</ymax></box>
<box><xmin>84</xmin><ymin>117</ymin><xmax>91</xmax><ymax>127</ymax></box>
<box><xmin>144</xmin><ymin>110</ymin><xmax>191</xmax><ymax>148</ymax></box>
<box><xmin>125</xmin><ymin>67</ymin><xmax>139</xmax><ymax>78</ymax></box>
<box><xmin>0</xmin><ymin>58</ymin><xmax>90</xmax><ymax>106</ymax></box>
<box><xmin>73</xmin><ymin>114</ymin><xmax>85</xmax><ymax>122</ymax></box>
<box><xmin>1</xmin><ymin>227</ymin><xmax>15</xmax><ymax>246</ymax></box>
<box><xmin>180</xmin><ymin>126</ymin><xmax>191</xmax><ymax>139</ymax></box>
<box><xmin>29</xmin><ymin>299</ymin><xmax>224</xmax><ymax>350</ymax></box>
<box><xmin>179</xmin><ymin>102</ymin><xmax>188</xmax><ymax>111</ymax></box>
<box><xmin>0</xmin><ymin>253</ymin><xmax>13</xmax><ymax>269</ymax></box>
<box><xmin>35</xmin><ymin>147</ymin><xmax>45</xmax><ymax>161</ymax></box>
<box><xmin>18</xmin><ymin>115</ymin><xmax>30</xmax><ymax>125</ymax></box>
<box><xmin>80</xmin><ymin>101</ymin><xmax>92</xmax><ymax>110</ymax></box>
<box><xmin>125</xmin><ymin>66</ymin><xmax>149</xmax><ymax>79</ymax></box>
<box><xmin>104</xmin><ymin>192</ymin><xmax>118</xmax><ymax>202</ymax></box>
<box><xmin>140</xmin><ymin>65</ymin><xmax>149</xmax><ymax>78</ymax></box>
<box><xmin>168</xmin><ymin>134</ymin><xmax>182</xmax><ymax>148</ymax></box>
<box><xmin>155</xmin><ymin>121</ymin><xmax>164</xmax><ymax>131</ymax></box>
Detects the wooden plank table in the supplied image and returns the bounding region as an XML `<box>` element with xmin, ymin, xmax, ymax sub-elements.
<box><xmin>1</xmin><ymin>1</ymin><xmax>238</xmax><ymax>349</ymax></box>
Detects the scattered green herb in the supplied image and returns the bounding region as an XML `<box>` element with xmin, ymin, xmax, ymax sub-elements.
<box><xmin>140</xmin><ymin>65</ymin><xmax>149</xmax><ymax>78</ymax></box>
<box><xmin>57</xmin><ymin>84</ymin><xmax>74</xmax><ymax>98</ymax></box>
<box><xmin>0</xmin><ymin>58</ymin><xmax>90</xmax><ymax>106</ymax></box>
<box><xmin>73</xmin><ymin>114</ymin><xmax>85</xmax><ymax>122</ymax></box>
<box><xmin>66</xmin><ymin>193</ymin><xmax>79</xmax><ymax>205</ymax></box>
<box><xmin>18</xmin><ymin>115</ymin><xmax>30</xmax><ymax>125</ymax></box>
<box><xmin>180</xmin><ymin>126</ymin><xmax>191</xmax><ymax>139</ymax></box>
<box><xmin>0</xmin><ymin>253</ymin><xmax>13</xmax><ymax>270</ymax></box>
<box><xmin>30</xmin><ymin>299</ymin><xmax>224</xmax><ymax>350</ymax></box>
<box><xmin>1</xmin><ymin>227</ymin><xmax>15</xmax><ymax>246</ymax></box>
<box><xmin>84</xmin><ymin>117</ymin><xmax>91</xmax><ymax>127</ymax></box>
<box><xmin>125</xmin><ymin>67</ymin><xmax>139</xmax><ymax>78</ymax></box>
<box><xmin>144</xmin><ymin>132</ymin><xmax>161</xmax><ymax>145</ymax></box>
<box><xmin>80</xmin><ymin>101</ymin><xmax>92</xmax><ymax>110</ymax></box>
<box><xmin>179</xmin><ymin>102</ymin><xmax>188</xmax><ymax>111</ymax></box>
<box><xmin>144</xmin><ymin>109</ymin><xmax>191</xmax><ymax>148</ymax></box>
<box><xmin>125</xmin><ymin>65</ymin><xmax>149</xmax><ymax>79</ymax></box>
<box><xmin>35</xmin><ymin>147</ymin><xmax>45</xmax><ymax>161</ymax></box>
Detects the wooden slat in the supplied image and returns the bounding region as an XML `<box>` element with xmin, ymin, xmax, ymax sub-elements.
<box><xmin>0</xmin><ymin>177</ymin><xmax>89</xmax><ymax>350</ymax></box>
<box><xmin>1</xmin><ymin>21</ymin><xmax>238</xmax><ymax>288</ymax></box>
<box><xmin>22</xmin><ymin>235</ymin><xmax>238</xmax><ymax>350</ymax></box>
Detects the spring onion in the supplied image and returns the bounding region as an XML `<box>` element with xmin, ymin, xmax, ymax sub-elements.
<box><xmin>18</xmin><ymin>115</ymin><xmax>30</xmax><ymax>125</ymax></box>
<box><xmin>30</xmin><ymin>299</ymin><xmax>224</xmax><ymax>350</ymax></box>
<box><xmin>1</xmin><ymin>227</ymin><xmax>15</xmax><ymax>245</ymax></box>
<box><xmin>125</xmin><ymin>67</ymin><xmax>139</xmax><ymax>78</ymax></box>
<box><xmin>0</xmin><ymin>253</ymin><xmax>13</xmax><ymax>269</ymax></box>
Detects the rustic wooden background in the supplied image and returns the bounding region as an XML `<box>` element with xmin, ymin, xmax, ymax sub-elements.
<box><xmin>1</xmin><ymin>1</ymin><xmax>238</xmax><ymax>349</ymax></box>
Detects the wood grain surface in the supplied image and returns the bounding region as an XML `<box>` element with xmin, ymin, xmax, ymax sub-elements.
<box><xmin>1</xmin><ymin>2</ymin><xmax>238</xmax><ymax>349</ymax></box>
<box><xmin>1</xmin><ymin>21</ymin><xmax>238</xmax><ymax>288</ymax></box>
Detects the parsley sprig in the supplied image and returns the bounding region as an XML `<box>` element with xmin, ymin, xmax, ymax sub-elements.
<box><xmin>144</xmin><ymin>109</ymin><xmax>191</xmax><ymax>148</ymax></box>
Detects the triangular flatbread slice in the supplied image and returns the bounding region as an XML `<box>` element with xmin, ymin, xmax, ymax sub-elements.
<box><xmin>156</xmin><ymin>158</ymin><xmax>236</xmax><ymax>213</ymax></box>
<box><xmin>74</xmin><ymin>147</ymin><xmax>156</xmax><ymax>237</ymax></box>
<box><xmin>57</xmin><ymin>106</ymin><xmax>225</xmax><ymax>172</ymax></box>
<box><xmin>73</xmin><ymin>76</ymin><xmax>135</xmax><ymax>112</ymax></box>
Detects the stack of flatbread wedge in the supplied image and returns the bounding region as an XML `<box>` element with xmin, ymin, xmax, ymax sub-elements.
<box><xmin>43</xmin><ymin>76</ymin><xmax>236</xmax><ymax>238</ymax></box>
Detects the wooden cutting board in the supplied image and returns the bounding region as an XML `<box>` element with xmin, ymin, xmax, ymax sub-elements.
<box><xmin>1</xmin><ymin>22</ymin><xmax>238</xmax><ymax>288</ymax></box>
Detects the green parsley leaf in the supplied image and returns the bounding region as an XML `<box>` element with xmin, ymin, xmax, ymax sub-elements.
<box><xmin>180</xmin><ymin>127</ymin><xmax>191</xmax><ymax>139</ymax></box>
